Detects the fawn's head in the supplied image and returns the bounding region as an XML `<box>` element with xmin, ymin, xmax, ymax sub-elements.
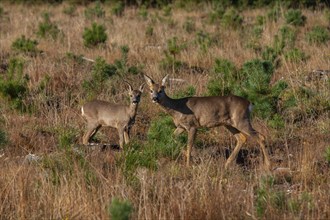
<box><xmin>143</xmin><ymin>74</ymin><xmax>169</xmax><ymax>103</ymax></box>
<box><xmin>125</xmin><ymin>81</ymin><xmax>144</xmax><ymax>105</ymax></box>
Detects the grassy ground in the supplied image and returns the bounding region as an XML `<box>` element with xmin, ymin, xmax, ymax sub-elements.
<box><xmin>0</xmin><ymin>2</ymin><xmax>329</xmax><ymax>219</ymax></box>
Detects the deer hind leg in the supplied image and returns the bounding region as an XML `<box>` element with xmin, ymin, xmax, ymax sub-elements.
<box><xmin>186</xmin><ymin>127</ymin><xmax>197</xmax><ymax>167</ymax></box>
<box><xmin>224</xmin><ymin>125</ymin><xmax>247</xmax><ymax>169</ymax></box>
<box><xmin>83</xmin><ymin>123</ymin><xmax>101</xmax><ymax>145</ymax></box>
<box><xmin>236</xmin><ymin>121</ymin><xmax>271</xmax><ymax>170</ymax></box>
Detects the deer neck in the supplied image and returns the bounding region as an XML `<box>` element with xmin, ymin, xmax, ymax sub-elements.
<box><xmin>158</xmin><ymin>93</ymin><xmax>180</xmax><ymax>116</ymax></box>
<box><xmin>127</xmin><ymin>103</ymin><xmax>139</xmax><ymax>119</ymax></box>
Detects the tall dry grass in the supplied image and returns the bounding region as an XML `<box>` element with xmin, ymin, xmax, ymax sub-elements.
<box><xmin>0</xmin><ymin>2</ymin><xmax>329</xmax><ymax>219</ymax></box>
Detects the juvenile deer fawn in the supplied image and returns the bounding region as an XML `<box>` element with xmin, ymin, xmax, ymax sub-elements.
<box><xmin>81</xmin><ymin>82</ymin><xmax>144</xmax><ymax>149</ymax></box>
<box><xmin>144</xmin><ymin>74</ymin><xmax>271</xmax><ymax>170</ymax></box>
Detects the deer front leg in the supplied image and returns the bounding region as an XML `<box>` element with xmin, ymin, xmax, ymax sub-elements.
<box><xmin>118</xmin><ymin>128</ymin><xmax>125</xmax><ymax>149</ymax></box>
<box><xmin>124</xmin><ymin>128</ymin><xmax>130</xmax><ymax>144</ymax></box>
<box><xmin>173</xmin><ymin>127</ymin><xmax>185</xmax><ymax>136</ymax></box>
<box><xmin>186</xmin><ymin>127</ymin><xmax>197</xmax><ymax>166</ymax></box>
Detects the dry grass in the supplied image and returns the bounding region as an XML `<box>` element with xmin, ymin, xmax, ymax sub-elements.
<box><xmin>0</xmin><ymin>2</ymin><xmax>329</xmax><ymax>219</ymax></box>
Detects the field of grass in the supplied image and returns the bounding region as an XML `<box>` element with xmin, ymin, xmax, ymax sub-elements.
<box><xmin>0</xmin><ymin>1</ymin><xmax>329</xmax><ymax>219</ymax></box>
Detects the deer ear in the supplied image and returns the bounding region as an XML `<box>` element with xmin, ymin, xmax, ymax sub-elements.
<box><xmin>143</xmin><ymin>74</ymin><xmax>154</xmax><ymax>87</ymax></box>
<box><xmin>161</xmin><ymin>74</ymin><xmax>169</xmax><ymax>87</ymax></box>
<box><xmin>124</xmin><ymin>81</ymin><xmax>133</xmax><ymax>92</ymax></box>
<box><xmin>139</xmin><ymin>83</ymin><xmax>145</xmax><ymax>92</ymax></box>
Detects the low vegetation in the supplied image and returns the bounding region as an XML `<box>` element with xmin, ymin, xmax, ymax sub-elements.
<box><xmin>0</xmin><ymin>1</ymin><xmax>329</xmax><ymax>219</ymax></box>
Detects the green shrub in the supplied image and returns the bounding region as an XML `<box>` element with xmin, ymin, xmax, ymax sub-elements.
<box><xmin>183</xmin><ymin>18</ymin><xmax>196</xmax><ymax>34</ymax></box>
<box><xmin>279</xmin><ymin>25</ymin><xmax>297</xmax><ymax>49</ymax></box>
<box><xmin>37</xmin><ymin>13</ymin><xmax>60</xmax><ymax>39</ymax></box>
<box><xmin>0</xmin><ymin>6</ymin><xmax>4</xmax><ymax>17</ymax></box>
<box><xmin>262</xmin><ymin>47</ymin><xmax>278</xmax><ymax>63</ymax></box>
<box><xmin>285</xmin><ymin>9</ymin><xmax>306</xmax><ymax>26</ymax></box>
<box><xmin>284</xmin><ymin>48</ymin><xmax>308</xmax><ymax>63</ymax></box>
<box><xmin>108</xmin><ymin>197</ymin><xmax>133</xmax><ymax>220</ymax></box>
<box><xmin>83</xmin><ymin>22</ymin><xmax>107</xmax><ymax>47</ymax></box>
<box><xmin>41</xmin><ymin>150</ymin><xmax>99</xmax><ymax>187</ymax></box>
<box><xmin>325</xmin><ymin>147</ymin><xmax>330</xmax><ymax>164</ymax></box>
<box><xmin>195</xmin><ymin>30</ymin><xmax>212</xmax><ymax>53</ymax></box>
<box><xmin>57</xmin><ymin>127</ymin><xmax>78</xmax><ymax>150</ymax></box>
<box><xmin>305</xmin><ymin>26</ymin><xmax>330</xmax><ymax>45</ymax></box>
<box><xmin>111</xmin><ymin>1</ymin><xmax>124</xmax><ymax>17</ymax></box>
<box><xmin>267</xmin><ymin>3</ymin><xmax>281</xmax><ymax>22</ymax></box>
<box><xmin>325</xmin><ymin>9</ymin><xmax>330</xmax><ymax>24</ymax></box>
<box><xmin>160</xmin><ymin>37</ymin><xmax>186</xmax><ymax>72</ymax></box>
<box><xmin>163</xmin><ymin>5</ymin><xmax>172</xmax><ymax>17</ymax></box>
<box><xmin>82</xmin><ymin>57</ymin><xmax>116</xmax><ymax>98</ymax></box>
<box><xmin>207</xmin><ymin>58</ymin><xmax>237</xmax><ymax>96</ymax></box>
<box><xmin>114</xmin><ymin>45</ymin><xmax>143</xmax><ymax>76</ymax></box>
<box><xmin>0</xmin><ymin>58</ymin><xmax>29</xmax><ymax>111</ymax></box>
<box><xmin>208</xmin><ymin>4</ymin><xmax>225</xmax><ymax>24</ymax></box>
<box><xmin>239</xmin><ymin>59</ymin><xmax>274</xmax><ymax>94</ymax></box>
<box><xmin>173</xmin><ymin>85</ymin><xmax>196</xmax><ymax>98</ymax></box>
<box><xmin>145</xmin><ymin>25</ymin><xmax>154</xmax><ymax>37</ymax></box>
<box><xmin>138</xmin><ymin>5</ymin><xmax>148</xmax><ymax>20</ymax></box>
<box><xmin>11</xmin><ymin>35</ymin><xmax>39</xmax><ymax>54</ymax></box>
<box><xmin>0</xmin><ymin>130</ymin><xmax>7</xmax><ymax>149</ymax></box>
<box><xmin>63</xmin><ymin>4</ymin><xmax>76</xmax><ymax>16</ymax></box>
<box><xmin>146</xmin><ymin>115</ymin><xmax>186</xmax><ymax>159</ymax></box>
<box><xmin>256</xmin><ymin>15</ymin><xmax>266</xmax><ymax>25</ymax></box>
<box><xmin>268</xmin><ymin>113</ymin><xmax>285</xmax><ymax>129</ymax></box>
<box><xmin>84</xmin><ymin>1</ymin><xmax>105</xmax><ymax>19</ymax></box>
<box><xmin>222</xmin><ymin>8</ymin><xmax>243</xmax><ymax>29</ymax></box>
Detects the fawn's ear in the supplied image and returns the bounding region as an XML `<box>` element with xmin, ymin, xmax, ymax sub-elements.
<box><xmin>143</xmin><ymin>74</ymin><xmax>154</xmax><ymax>87</ymax></box>
<box><xmin>139</xmin><ymin>83</ymin><xmax>145</xmax><ymax>93</ymax></box>
<box><xmin>161</xmin><ymin>74</ymin><xmax>169</xmax><ymax>87</ymax></box>
<box><xmin>124</xmin><ymin>81</ymin><xmax>133</xmax><ymax>92</ymax></box>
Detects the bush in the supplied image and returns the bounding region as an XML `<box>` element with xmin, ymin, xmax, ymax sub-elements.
<box><xmin>183</xmin><ymin>18</ymin><xmax>196</xmax><ymax>34</ymax></box>
<box><xmin>0</xmin><ymin>115</ymin><xmax>7</xmax><ymax>149</ymax></box>
<box><xmin>173</xmin><ymin>85</ymin><xmax>196</xmax><ymax>98</ymax></box>
<box><xmin>11</xmin><ymin>35</ymin><xmax>39</xmax><ymax>55</ymax></box>
<box><xmin>207</xmin><ymin>58</ymin><xmax>237</xmax><ymax>96</ymax></box>
<box><xmin>285</xmin><ymin>9</ymin><xmax>306</xmax><ymax>26</ymax></box>
<box><xmin>195</xmin><ymin>30</ymin><xmax>213</xmax><ymax>53</ymax></box>
<box><xmin>160</xmin><ymin>37</ymin><xmax>186</xmax><ymax>72</ymax></box>
<box><xmin>325</xmin><ymin>147</ymin><xmax>330</xmax><ymax>164</ymax></box>
<box><xmin>138</xmin><ymin>5</ymin><xmax>148</xmax><ymax>20</ymax></box>
<box><xmin>82</xmin><ymin>57</ymin><xmax>116</xmax><ymax>98</ymax></box>
<box><xmin>114</xmin><ymin>45</ymin><xmax>143</xmax><ymax>76</ymax></box>
<box><xmin>279</xmin><ymin>25</ymin><xmax>297</xmax><ymax>49</ymax></box>
<box><xmin>37</xmin><ymin>12</ymin><xmax>60</xmax><ymax>39</ymax></box>
<box><xmin>82</xmin><ymin>22</ymin><xmax>107</xmax><ymax>47</ymax></box>
<box><xmin>63</xmin><ymin>4</ymin><xmax>76</xmax><ymax>16</ymax></box>
<box><xmin>111</xmin><ymin>1</ymin><xmax>124</xmax><ymax>17</ymax></box>
<box><xmin>267</xmin><ymin>3</ymin><xmax>281</xmax><ymax>22</ymax></box>
<box><xmin>284</xmin><ymin>48</ymin><xmax>308</xmax><ymax>63</ymax></box>
<box><xmin>145</xmin><ymin>25</ymin><xmax>154</xmax><ymax>37</ymax></box>
<box><xmin>84</xmin><ymin>1</ymin><xmax>105</xmax><ymax>19</ymax></box>
<box><xmin>222</xmin><ymin>8</ymin><xmax>243</xmax><ymax>29</ymax></box>
<box><xmin>208</xmin><ymin>4</ymin><xmax>225</xmax><ymax>24</ymax></box>
<box><xmin>0</xmin><ymin>58</ymin><xmax>29</xmax><ymax>111</ymax></box>
<box><xmin>108</xmin><ymin>197</ymin><xmax>133</xmax><ymax>220</ymax></box>
<box><xmin>305</xmin><ymin>26</ymin><xmax>330</xmax><ymax>45</ymax></box>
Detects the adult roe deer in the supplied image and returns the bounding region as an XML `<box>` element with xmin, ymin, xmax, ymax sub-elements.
<box><xmin>81</xmin><ymin>82</ymin><xmax>144</xmax><ymax>149</ymax></box>
<box><xmin>143</xmin><ymin>74</ymin><xmax>271</xmax><ymax>170</ymax></box>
